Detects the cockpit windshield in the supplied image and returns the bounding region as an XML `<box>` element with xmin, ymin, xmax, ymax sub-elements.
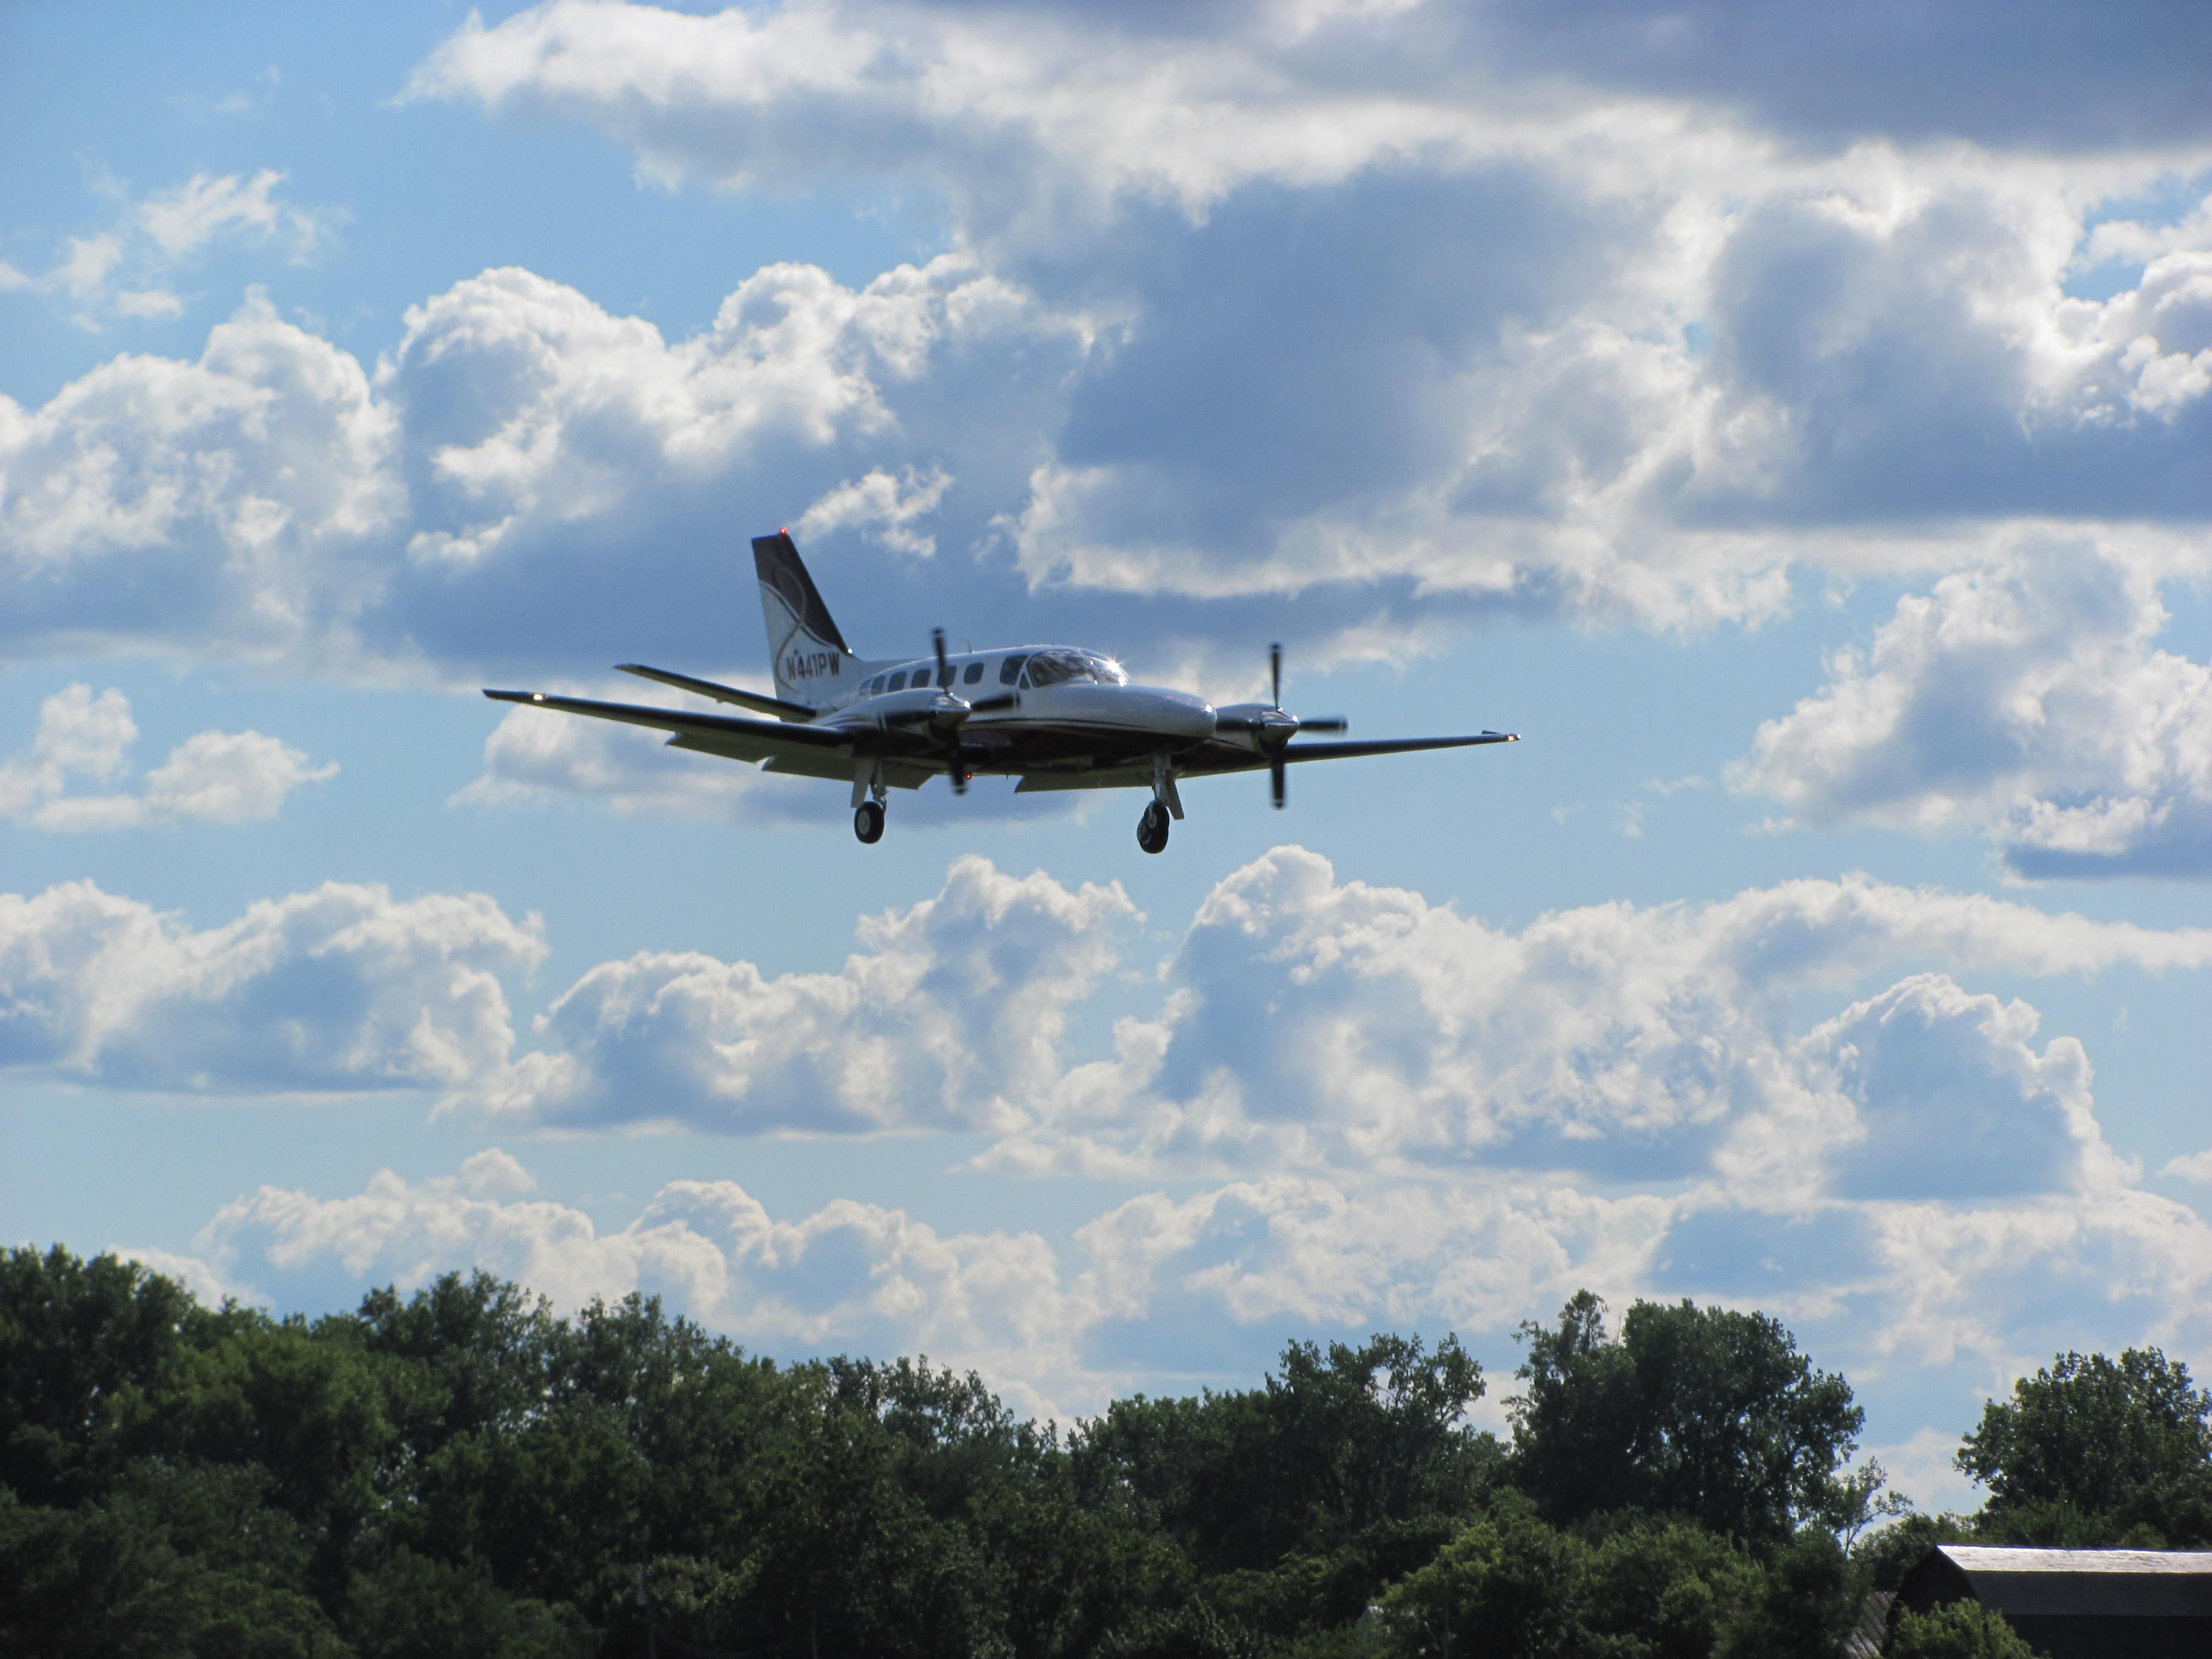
<box><xmin>1023</xmin><ymin>649</ymin><xmax>1128</xmax><ymax>689</ymax></box>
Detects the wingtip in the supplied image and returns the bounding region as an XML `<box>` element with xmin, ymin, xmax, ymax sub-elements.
<box><xmin>484</xmin><ymin>689</ymin><xmax>547</xmax><ymax>705</ymax></box>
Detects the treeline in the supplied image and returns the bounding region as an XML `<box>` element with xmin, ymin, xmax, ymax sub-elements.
<box><xmin>4</xmin><ymin>1252</ymin><xmax>2209</xmax><ymax>1658</ymax></box>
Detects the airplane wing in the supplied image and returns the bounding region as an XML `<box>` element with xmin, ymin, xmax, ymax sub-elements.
<box><xmin>1014</xmin><ymin>732</ymin><xmax>1517</xmax><ymax>792</ymax></box>
<box><xmin>1276</xmin><ymin>733</ymin><xmax>1518</xmax><ymax>765</ymax></box>
<box><xmin>483</xmin><ymin>689</ymin><xmax>856</xmax><ymax>765</ymax></box>
<box><xmin>1178</xmin><ymin>731</ymin><xmax>1520</xmax><ymax>777</ymax></box>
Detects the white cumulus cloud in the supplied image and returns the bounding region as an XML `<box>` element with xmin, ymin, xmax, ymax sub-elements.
<box><xmin>0</xmin><ymin>683</ymin><xmax>335</xmax><ymax>830</ymax></box>
<box><xmin>475</xmin><ymin>854</ymin><xmax>1140</xmax><ymax>1133</ymax></box>
<box><xmin>0</xmin><ymin>879</ymin><xmax>543</xmax><ymax>1093</ymax></box>
<box><xmin>1732</xmin><ymin>546</ymin><xmax>2212</xmax><ymax>876</ymax></box>
<box><xmin>986</xmin><ymin>846</ymin><xmax>2212</xmax><ymax>1183</ymax></box>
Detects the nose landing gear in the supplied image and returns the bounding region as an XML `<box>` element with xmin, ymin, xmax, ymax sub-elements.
<box><xmin>854</xmin><ymin>799</ymin><xmax>886</xmax><ymax>844</ymax></box>
<box><xmin>1137</xmin><ymin>799</ymin><xmax>1171</xmax><ymax>854</ymax></box>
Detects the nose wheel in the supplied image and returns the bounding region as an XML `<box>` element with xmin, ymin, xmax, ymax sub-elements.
<box><xmin>854</xmin><ymin>800</ymin><xmax>886</xmax><ymax>844</ymax></box>
<box><xmin>1137</xmin><ymin>799</ymin><xmax>1171</xmax><ymax>854</ymax></box>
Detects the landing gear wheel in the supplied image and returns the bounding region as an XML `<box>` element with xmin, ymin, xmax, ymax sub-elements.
<box><xmin>854</xmin><ymin>800</ymin><xmax>886</xmax><ymax>845</ymax></box>
<box><xmin>1137</xmin><ymin>800</ymin><xmax>1171</xmax><ymax>855</ymax></box>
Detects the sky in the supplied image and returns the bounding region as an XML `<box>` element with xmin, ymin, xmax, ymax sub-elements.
<box><xmin>4</xmin><ymin>0</ymin><xmax>2211</xmax><ymax>1514</ymax></box>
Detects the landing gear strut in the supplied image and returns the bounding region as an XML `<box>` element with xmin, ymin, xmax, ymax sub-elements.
<box><xmin>1139</xmin><ymin>754</ymin><xmax>1183</xmax><ymax>854</ymax></box>
<box><xmin>1137</xmin><ymin>799</ymin><xmax>1171</xmax><ymax>855</ymax></box>
<box><xmin>854</xmin><ymin>800</ymin><xmax>886</xmax><ymax>844</ymax></box>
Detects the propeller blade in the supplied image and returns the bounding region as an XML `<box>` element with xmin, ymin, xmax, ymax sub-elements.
<box><xmin>1297</xmin><ymin>716</ymin><xmax>1347</xmax><ymax>734</ymax></box>
<box><xmin>932</xmin><ymin>627</ymin><xmax>952</xmax><ymax>689</ymax></box>
<box><xmin>1270</xmin><ymin>642</ymin><xmax>1282</xmax><ymax>710</ymax></box>
<box><xmin>950</xmin><ymin>761</ymin><xmax>968</xmax><ymax>796</ymax></box>
<box><xmin>966</xmin><ymin>692</ymin><xmax>1019</xmax><ymax>714</ymax></box>
<box><xmin>1270</xmin><ymin>756</ymin><xmax>1287</xmax><ymax>809</ymax></box>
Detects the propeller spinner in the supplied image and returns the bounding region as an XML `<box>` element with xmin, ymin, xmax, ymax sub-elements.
<box><xmin>1215</xmin><ymin>643</ymin><xmax>1347</xmax><ymax>808</ymax></box>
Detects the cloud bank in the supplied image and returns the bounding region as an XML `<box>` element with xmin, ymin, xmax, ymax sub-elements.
<box><xmin>45</xmin><ymin>842</ymin><xmax>2202</xmax><ymax>1438</ymax></box>
<box><xmin>0</xmin><ymin>879</ymin><xmax>542</xmax><ymax>1092</ymax></box>
<box><xmin>1734</xmin><ymin>548</ymin><xmax>2212</xmax><ymax>876</ymax></box>
<box><xmin>0</xmin><ymin>683</ymin><xmax>335</xmax><ymax>830</ymax></box>
<box><xmin>5</xmin><ymin>1</ymin><xmax>2207</xmax><ymax>705</ymax></box>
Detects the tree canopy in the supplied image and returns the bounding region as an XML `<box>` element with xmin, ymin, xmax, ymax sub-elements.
<box><xmin>1956</xmin><ymin>1346</ymin><xmax>2212</xmax><ymax>1548</ymax></box>
<box><xmin>1510</xmin><ymin>1290</ymin><xmax>1868</xmax><ymax>1545</ymax></box>
<box><xmin>5</xmin><ymin>1244</ymin><xmax>2203</xmax><ymax>1656</ymax></box>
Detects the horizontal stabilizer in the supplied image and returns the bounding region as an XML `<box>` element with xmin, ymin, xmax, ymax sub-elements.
<box><xmin>483</xmin><ymin>689</ymin><xmax>853</xmax><ymax>752</ymax></box>
<box><xmin>615</xmin><ymin>663</ymin><xmax>817</xmax><ymax>722</ymax></box>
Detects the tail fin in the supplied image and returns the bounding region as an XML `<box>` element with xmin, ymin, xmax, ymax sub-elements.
<box><xmin>754</xmin><ymin>531</ymin><xmax>860</xmax><ymax>708</ymax></box>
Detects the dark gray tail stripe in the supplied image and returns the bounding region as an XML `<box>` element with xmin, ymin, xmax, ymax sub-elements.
<box><xmin>751</xmin><ymin>531</ymin><xmax>851</xmax><ymax>655</ymax></box>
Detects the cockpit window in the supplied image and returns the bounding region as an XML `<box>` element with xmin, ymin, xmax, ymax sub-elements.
<box><xmin>1022</xmin><ymin>649</ymin><xmax>1128</xmax><ymax>689</ymax></box>
<box><xmin>999</xmin><ymin>654</ymin><xmax>1028</xmax><ymax>685</ymax></box>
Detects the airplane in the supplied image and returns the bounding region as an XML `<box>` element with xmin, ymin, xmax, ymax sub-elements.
<box><xmin>484</xmin><ymin>531</ymin><xmax>1518</xmax><ymax>854</ymax></box>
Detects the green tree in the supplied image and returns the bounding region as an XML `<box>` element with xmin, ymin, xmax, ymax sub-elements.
<box><xmin>1379</xmin><ymin>1496</ymin><xmax>1792</xmax><ymax>1659</ymax></box>
<box><xmin>344</xmin><ymin>1547</ymin><xmax>589</xmax><ymax>1659</ymax></box>
<box><xmin>1379</xmin><ymin>1493</ymin><xmax>1586</xmax><ymax>1659</ymax></box>
<box><xmin>0</xmin><ymin>1477</ymin><xmax>352</xmax><ymax>1659</ymax></box>
<box><xmin>1711</xmin><ymin>1528</ymin><xmax>1858</xmax><ymax>1659</ymax></box>
<box><xmin>1956</xmin><ymin>1347</ymin><xmax>2212</xmax><ymax>1546</ymax></box>
<box><xmin>1074</xmin><ymin>1333</ymin><xmax>1493</xmax><ymax>1574</ymax></box>
<box><xmin>0</xmin><ymin>1246</ymin><xmax>218</xmax><ymax>1504</ymax></box>
<box><xmin>1511</xmin><ymin>1292</ymin><xmax>1867</xmax><ymax>1546</ymax></box>
<box><xmin>1579</xmin><ymin>1516</ymin><xmax>1760</xmax><ymax>1659</ymax></box>
<box><xmin>1886</xmin><ymin>1601</ymin><xmax>2044</xmax><ymax>1658</ymax></box>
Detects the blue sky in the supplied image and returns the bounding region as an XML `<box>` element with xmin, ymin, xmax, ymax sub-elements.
<box><xmin>5</xmin><ymin>0</ymin><xmax>2212</xmax><ymax>1511</ymax></box>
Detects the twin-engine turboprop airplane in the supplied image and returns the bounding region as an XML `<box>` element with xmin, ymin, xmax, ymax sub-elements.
<box><xmin>484</xmin><ymin>531</ymin><xmax>1518</xmax><ymax>853</ymax></box>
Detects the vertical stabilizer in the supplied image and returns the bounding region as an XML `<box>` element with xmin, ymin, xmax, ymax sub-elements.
<box><xmin>753</xmin><ymin>531</ymin><xmax>859</xmax><ymax>709</ymax></box>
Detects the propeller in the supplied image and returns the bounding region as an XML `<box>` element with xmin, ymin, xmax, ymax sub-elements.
<box><xmin>1210</xmin><ymin>643</ymin><xmax>1347</xmax><ymax>808</ymax></box>
<box><xmin>930</xmin><ymin>628</ymin><xmax>969</xmax><ymax>794</ymax></box>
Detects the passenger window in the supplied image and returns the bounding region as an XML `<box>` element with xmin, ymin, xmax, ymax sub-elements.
<box><xmin>886</xmin><ymin>671</ymin><xmax>907</xmax><ymax>691</ymax></box>
<box><xmin>999</xmin><ymin>654</ymin><xmax>1028</xmax><ymax>685</ymax></box>
<box><xmin>963</xmin><ymin>661</ymin><xmax>984</xmax><ymax>685</ymax></box>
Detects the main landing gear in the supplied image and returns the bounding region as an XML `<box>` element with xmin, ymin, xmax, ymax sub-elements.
<box><xmin>1138</xmin><ymin>799</ymin><xmax>1170</xmax><ymax>855</ymax></box>
<box><xmin>1138</xmin><ymin>755</ymin><xmax>1184</xmax><ymax>854</ymax></box>
<box><xmin>852</xmin><ymin>762</ymin><xmax>888</xmax><ymax>845</ymax></box>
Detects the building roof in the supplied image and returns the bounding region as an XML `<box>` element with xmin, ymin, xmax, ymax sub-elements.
<box><xmin>1920</xmin><ymin>1546</ymin><xmax>2212</xmax><ymax>1619</ymax></box>
<box><xmin>1943</xmin><ymin>1547</ymin><xmax>2212</xmax><ymax>1575</ymax></box>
